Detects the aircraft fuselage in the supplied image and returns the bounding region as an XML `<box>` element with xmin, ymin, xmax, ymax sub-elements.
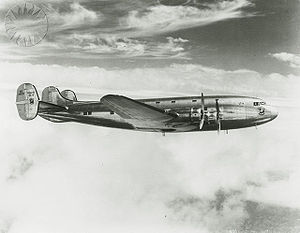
<box><xmin>39</xmin><ymin>95</ymin><xmax>278</xmax><ymax>133</ymax></box>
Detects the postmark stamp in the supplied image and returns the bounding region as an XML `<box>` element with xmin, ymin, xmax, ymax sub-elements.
<box><xmin>5</xmin><ymin>2</ymin><xmax>48</xmax><ymax>47</ymax></box>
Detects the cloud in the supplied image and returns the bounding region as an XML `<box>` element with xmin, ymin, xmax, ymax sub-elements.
<box><xmin>7</xmin><ymin>156</ymin><xmax>33</xmax><ymax>181</ymax></box>
<box><xmin>167</xmin><ymin>190</ymin><xmax>300</xmax><ymax>232</ymax></box>
<box><xmin>51</xmin><ymin>35</ymin><xmax>190</xmax><ymax>59</ymax></box>
<box><xmin>0</xmin><ymin>1</ymin><xmax>100</xmax><ymax>28</ymax></box>
<box><xmin>167</xmin><ymin>190</ymin><xmax>246</xmax><ymax>231</ymax></box>
<box><xmin>0</xmin><ymin>34</ymin><xmax>190</xmax><ymax>60</ymax></box>
<box><xmin>44</xmin><ymin>2</ymin><xmax>101</xmax><ymax>32</ymax></box>
<box><xmin>0</xmin><ymin>0</ymin><xmax>256</xmax><ymax>61</ymax></box>
<box><xmin>60</xmin><ymin>2</ymin><xmax>98</xmax><ymax>25</ymax></box>
<box><xmin>1</xmin><ymin>62</ymin><xmax>299</xmax><ymax>99</ymax></box>
<box><xmin>270</xmin><ymin>52</ymin><xmax>300</xmax><ymax>68</ymax></box>
<box><xmin>122</xmin><ymin>0</ymin><xmax>254</xmax><ymax>36</ymax></box>
<box><xmin>0</xmin><ymin>0</ymin><xmax>257</xmax><ymax>62</ymax></box>
<box><xmin>0</xmin><ymin>62</ymin><xmax>300</xmax><ymax>232</ymax></box>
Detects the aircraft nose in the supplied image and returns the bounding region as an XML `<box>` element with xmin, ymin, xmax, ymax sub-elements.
<box><xmin>268</xmin><ymin>105</ymin><xmax>278</xmax><ymax>119</ymax></box>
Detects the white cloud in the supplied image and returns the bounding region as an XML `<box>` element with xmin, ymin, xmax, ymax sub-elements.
<box><xmin>39</xmin><ymin>2</ymin><xmax>101</xmax><ymax>32</ymax></box>
<box><xmin>0</xmin><ymin>1</ymin><xmax>99</xmax><ymax>30</ymax></box>
<box><xmin>123</xmin><ymin>0</ymin><xmax>254</xmax><ymax>36</ymax></box>
<box><xmin>0</xmin><ymin>35</ymin><xmax>190</xmax><ymax>60</ymax></box>
<box><xmin>0</xmin><ymin>62</ymin><xmax>300</xmax><ymax>232</ymax></box>
<box><xmin>0</xmin><ymin>0</ymin><xmax>255</xmax><ymax>60</ymax></box>
<box><xmin>270</xmin><ymin>52</ymin><xmax>300</xmax><ymax>68</ymax></box>
<box><xmin>61</xmin><ymin>2</ymin><xmax>98</xmax><ymax>25</ymax></box>
<box><xmin>0</xmin><ymin>62</ymin><xmax>299</xmax><ymax>99</ymax></box>
<box><xmin>54</xmin><ymin>35</ymin><xmax>190</xmax><ymax>59</ymax></box>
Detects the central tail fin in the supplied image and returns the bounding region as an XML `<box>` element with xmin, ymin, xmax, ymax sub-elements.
<box><xmin>16</xmin><ymin>83</ymin><xmax>39</xmax><ymax>120</ymax></box>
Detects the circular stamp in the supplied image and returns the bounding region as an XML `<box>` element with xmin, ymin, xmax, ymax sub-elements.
<box><xmin>5</xmin><ymin>2</ymin><xmax>48</xmax><ymax>47</ymax></box>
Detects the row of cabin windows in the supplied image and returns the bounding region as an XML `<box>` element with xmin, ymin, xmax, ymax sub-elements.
<box><xmin>154</xmin><ymin>100</ymin><xmax>266</xmax><ymax>106</ymax></box>
<box><xmin>155</xmin><ymin>99</ymin><xmax>198</xmax><ymax>104</ymax></box>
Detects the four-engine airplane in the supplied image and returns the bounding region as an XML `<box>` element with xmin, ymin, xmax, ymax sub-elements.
<box><xmin>16</xmin><ymin>83</ymin><xmax>278</xmax><ymax>133</ymax></box>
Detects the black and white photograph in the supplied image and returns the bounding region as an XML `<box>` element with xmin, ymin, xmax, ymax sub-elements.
<box><xmin>0</xmin><ymin>0</ymin><xmax>300</xmax><ymax>232</ymax></box>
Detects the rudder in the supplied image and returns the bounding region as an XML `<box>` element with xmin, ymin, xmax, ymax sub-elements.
<box><xmin>16</xmin><ymin>83</ymin><xmax>39</xmax><ymax>120</ymax></box>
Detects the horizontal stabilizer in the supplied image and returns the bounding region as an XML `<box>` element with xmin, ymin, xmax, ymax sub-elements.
<box><xmin>16</xmin><ymin>83</ymin><xmax>39</xmax><ymax>120</ymax></box>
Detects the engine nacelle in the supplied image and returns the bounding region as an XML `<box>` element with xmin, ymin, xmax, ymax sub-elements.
<box><xmin>190</xmin><ymin>107</ymin><xmax>201</xmax><ymax>121</ymax></box>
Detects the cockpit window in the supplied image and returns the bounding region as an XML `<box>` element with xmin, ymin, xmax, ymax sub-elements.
<box><xmin>254</xmin><ymin>101</ymin><xmax>266</xmax><ymax>106</ymax></box>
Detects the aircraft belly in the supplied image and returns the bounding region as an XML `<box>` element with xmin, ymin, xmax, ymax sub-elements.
<box><xmin>39</xmin><ymin>112</ymin><xmax>135</xmax><ymax>130</ymax></box>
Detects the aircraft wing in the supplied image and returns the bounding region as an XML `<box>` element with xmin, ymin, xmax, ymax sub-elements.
<box><xmin>101</xmin><ymin>95</ymin><xmax>176</xmax><ymax>125</ymax></box>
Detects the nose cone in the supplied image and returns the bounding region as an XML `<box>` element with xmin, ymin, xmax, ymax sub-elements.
<box><xmin>267</xmin><ymin>105</ymin><xmax>279</xmax><ymax>120</ymax></box>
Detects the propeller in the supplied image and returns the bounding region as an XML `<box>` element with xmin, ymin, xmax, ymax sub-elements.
<box><xmin>199</xmin><ymin>93</ymin><xmax>205</xmax><ymax>130</ymax></box>
<box><xmin>215</xmin><ymin>98</ymin><xmax>221</xmax><ymax>134</ymax></box>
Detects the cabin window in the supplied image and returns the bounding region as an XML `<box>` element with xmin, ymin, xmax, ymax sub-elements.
<box><xmin>192</xmin><ymin>99</ymin><xmax>197</xmax><ymax>102</ymax></box>
<box><xmin>156</xmin><ymin>101</ymin><xmax>160</xmax><ymax>104</ymax></box>
<box><xmin>253</xmin><ymin>102</ymin><xmax>259</xmax><ymax>106</ymax></box>
<box><xmin>110</xmin><ymin>111</ymin><xmax>114</xmax><ymax>115</ymax></box>
<box><xmin>171</xmin><ymin>100</ymin><xmax>176</xmax><ymax>103</ymax></box>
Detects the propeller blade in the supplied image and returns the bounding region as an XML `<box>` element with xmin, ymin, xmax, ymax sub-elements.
<box><xmin>216</xmin><ymin>99</ymin><xmax>221</xmax><ymax>133</ymax></box>
<box><xmin>199</xmin><ymin>118</ymin><xmax>204</xmax><ymax>129</ymax></box>
<box><xmin>201</xmin><ymin>93</ymin><xmax>204</xmax><ymax>112</ymax></box>
<box><xmin>199</xmin><ymin>93</ymin><xmax>205</xmax><ymax>130</ymax></box>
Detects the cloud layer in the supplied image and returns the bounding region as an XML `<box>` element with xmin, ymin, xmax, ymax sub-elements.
<box><xmin>1</xmin><ymin>62</ymin><xmax>299</xmax><ymax>99</ymax></box>
<box><xmin>271</xmin><ymin>52</ymin><xmax>300</xmax><ymax>68</ymax></box>
<box><xmin>0</xmin><ymin>0</ymin><xmax>255</xmax><ymax>60</ymax></box>
<box><xmin>0</xmin><ymin>0</ymin><xmax>299</xmax><ymax>231</ymax></box>
<box><xmin>0</xmin><ymin>61</ymin><xmax>300</xmax><ymax>232</ymax></box>
<box><xmin>123</xmin><ymin>0</ymin><xmax>254</xmax><ymax>36</ymax></box>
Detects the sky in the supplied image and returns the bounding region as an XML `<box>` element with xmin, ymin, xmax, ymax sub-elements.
<box><xmin>0</xmin><ymin>0</ymin><xmax>300</xmax><ymax>233</ymax></box>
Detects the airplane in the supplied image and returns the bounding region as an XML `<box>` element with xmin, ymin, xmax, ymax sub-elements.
<box><xmin>16</xmin><ymin>83</ymin><xmax>278</xmax><ymax>134</ymax></box>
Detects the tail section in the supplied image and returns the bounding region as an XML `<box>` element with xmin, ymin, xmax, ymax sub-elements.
<box><xmin>42</xmin><ymin>86</ymin><xmax>77</xmax><ymax>107</ymax></box>
<box><xmin>16</xmin><ymin>84</ymin><xmax>77</xmax><ymax>121</ymax></box>
<box><xmin>16</xmin><ymin>83</ymin><xmax>39</xmax><ymax>120</ymax></box>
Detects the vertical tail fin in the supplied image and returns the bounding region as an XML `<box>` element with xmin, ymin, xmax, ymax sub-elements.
<box><xmin>61</xmin><ymin>90</ymin><xmax>77</xmax><ymax>101</ymax></box>
<box><xmin>16</xmin><ymin>83</ymin><xmax>39</xmax><ymax>120</ymax></box>
<box><xmin>42</xmin><ymin>86</ymin><xmax>75</xmax><ymax>107</ymax></box>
